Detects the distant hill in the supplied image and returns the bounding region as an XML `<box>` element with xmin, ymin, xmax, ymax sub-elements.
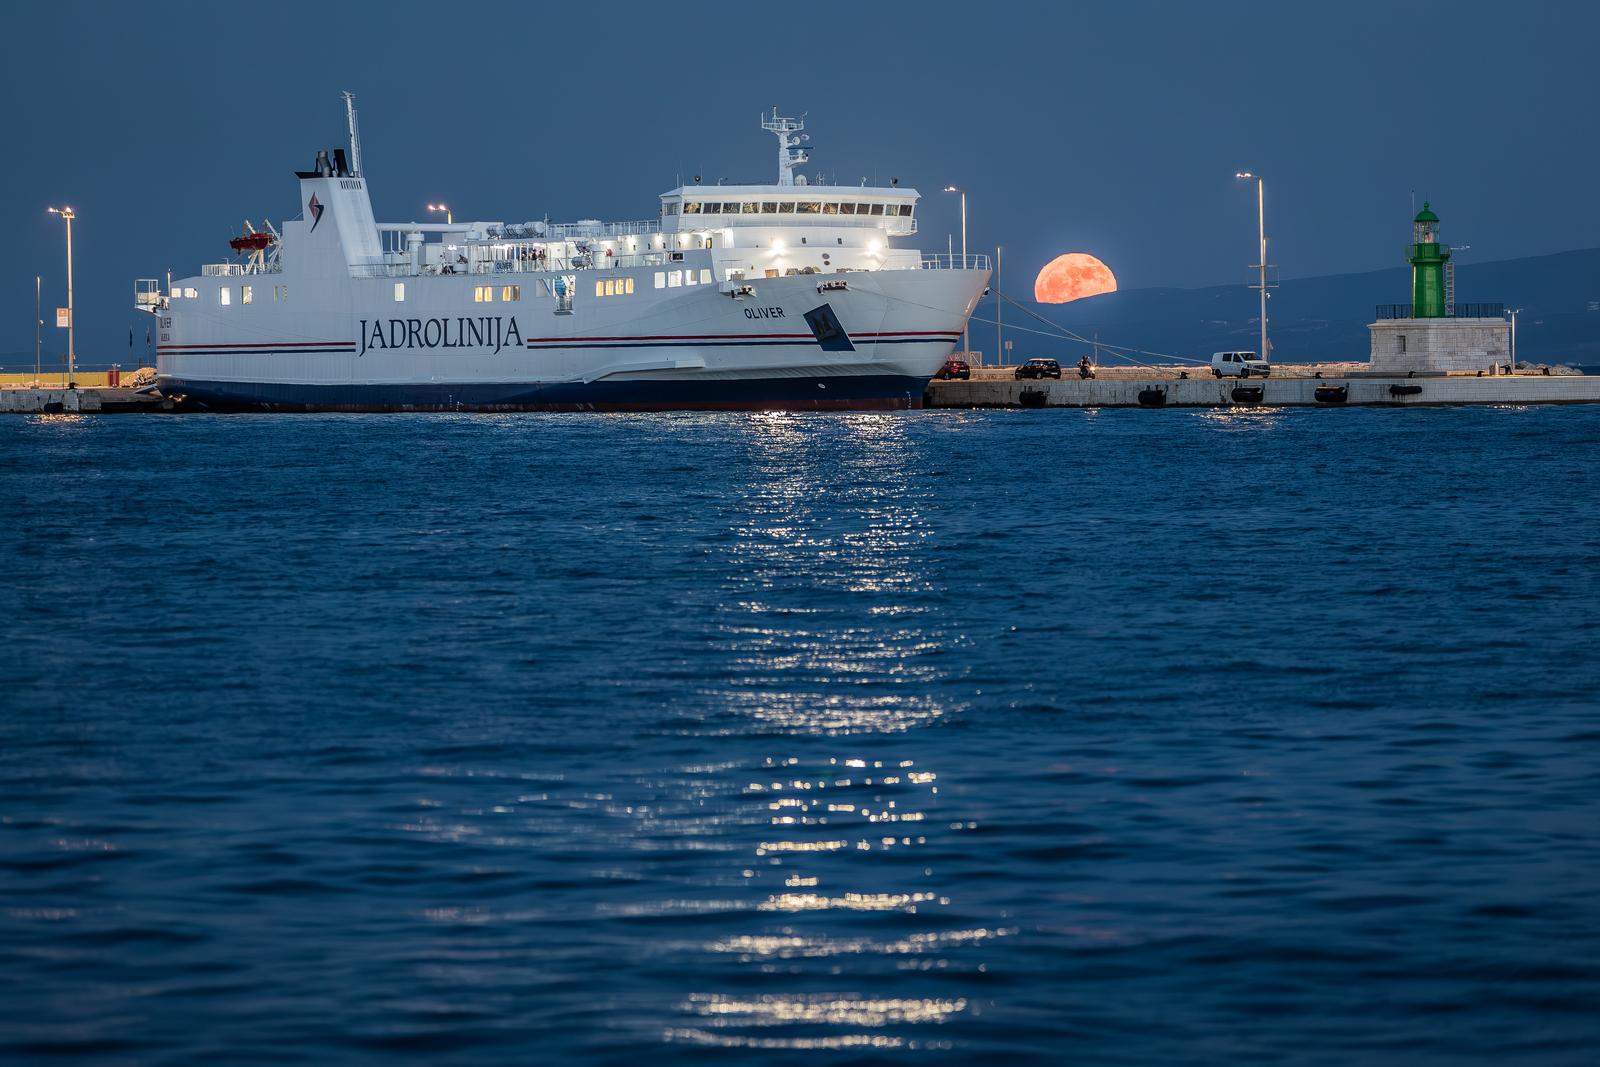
<box><xmin>1025</xmin><ymin>248</ymin><xmax>1600</xmax><ymax>365</ymax></box>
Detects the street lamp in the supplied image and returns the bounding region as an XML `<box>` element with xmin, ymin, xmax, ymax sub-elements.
<box><xmin>944</xmin><ymin>185</ymin><xmax>968</xmax><ymax>356</ymax></box>
<box><xmin>1234</xmin><ymin>173</ymin><xmax>1269</xmax><ymax>362</ymax></box>
<box><xmin>427</xmin><ymin>203</ymin><xmax>452</xmax><ymax>225</ymax></box>
<box><xmin>1507</xmin><ymin>307</ymin><xmax>1522</xmax><ymax>372</ymax></box>
<box><xmin>47</xmin><ymin>206</ymin><xmax>76</xmax><ymax>381</ymax></box>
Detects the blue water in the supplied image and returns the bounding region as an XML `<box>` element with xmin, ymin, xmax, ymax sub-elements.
<box><xmin>3</xmin><ymin>407</ymin><xmax>1598</xmax><ymax>1064</ymax></box>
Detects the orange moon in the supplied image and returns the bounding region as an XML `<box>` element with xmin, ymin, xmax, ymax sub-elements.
<box><xmin>1034</xmin><ymin>253</ymin><xmax>1118</xmax><ymax>304</ymax></box>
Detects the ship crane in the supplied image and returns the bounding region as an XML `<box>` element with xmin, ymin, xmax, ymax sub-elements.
<box><xmin>228</xmin><ymin>219</ymin><xmax>281</xmax><ymax>273</ymax></box>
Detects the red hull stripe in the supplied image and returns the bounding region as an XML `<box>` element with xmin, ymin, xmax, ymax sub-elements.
<box><xmin>524</xmin><ymin>330</ymin><xmax>959</xmax><ymax>344</ymax></box>
<box><xmin>158</xmin><ymin>331</ymin><xmax>958</xmax><ymax>352</ymax></box>
<box><xmin>158</xmin><ymin>341</ymin><xmax>355</xmax><ymax>350</ymax></box>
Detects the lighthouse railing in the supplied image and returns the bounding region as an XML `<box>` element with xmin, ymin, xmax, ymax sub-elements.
<box><xmin>1374</xmin><ymin>303</ymin><xmax>1506</xmax><ymax>320</ymax></box>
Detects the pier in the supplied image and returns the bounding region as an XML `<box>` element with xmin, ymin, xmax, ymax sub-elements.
<box><xmin>924</xmin><ymin>365</ymin><xmax>1600</xmax><ymax>409</ymax></box>
<box><xmin>0</xmin><ymin>387</ymin><xmax>175</xmax><ymax>414</ymax></box>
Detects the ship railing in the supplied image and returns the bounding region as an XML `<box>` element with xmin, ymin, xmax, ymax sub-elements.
<box><xmin>200</xmin><ymin>262</ymin><xmax>281</xmax><ymax>277</ymax></box>
<box><xmin>348</xmin><ymin>251</ymin><xmax>680</xmax><ymax>279</ymax></box>
<box><xmin>920</xmin><ymin>254</ymin><xmax>991</xmax><ymax>271</ymax></box>
<box><xmin>515</xmin><ymin>219</ymin><xmax>660</xmax><ymax>239</ymax></box>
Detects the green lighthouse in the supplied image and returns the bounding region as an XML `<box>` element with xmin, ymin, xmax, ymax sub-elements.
<box><xmin>1408</xmin><ymin>202</ymin><xmax>1451</xmax><ymax>317</ymax></box>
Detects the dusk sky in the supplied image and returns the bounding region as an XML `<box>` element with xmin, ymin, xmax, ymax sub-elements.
<box><xmin>3</xmin><ymin>0</ymin><xmax>1597</xmax><ymax>363</ymax></box>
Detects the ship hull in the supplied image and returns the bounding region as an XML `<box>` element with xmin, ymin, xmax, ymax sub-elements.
<box><xmin>160</xmin><ymin>372</ymin><xmax>931</xmax><ymax>412</ymax></box>
<box><xmin>157</xmin><ymin>251</ymin><xmax>989</xmax><ymax>412</ymax></box>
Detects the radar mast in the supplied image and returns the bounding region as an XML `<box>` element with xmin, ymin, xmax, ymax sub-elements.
<box><xmin>761</xmin><ymin>108</ymin><xmax>809</xmax><ymax>187</ymax></box>
<box><xmin>343</xmin><ymin>91</ymin><xmax>362</xmax><ymax>178</ymax></box>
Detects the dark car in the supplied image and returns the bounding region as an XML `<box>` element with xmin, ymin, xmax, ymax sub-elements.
<box><xmin>1014</xmin><ymin>358</ymin><xmax>1062</xmax><ymax>380</ymax></box>
<box><xmin>935</xmin><ymin>359</ymin><xmax>971</xmax><ymax>381</ymax></box>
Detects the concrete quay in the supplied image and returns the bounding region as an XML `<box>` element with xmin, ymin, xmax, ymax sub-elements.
<box><xmin>925</xmin><ymin>371</ymin><xmax>1600</xmax><ymax>409</ymax></box>
<box><xmin>0</xmin><ymin>387</ymin><xmax>176</xmax><ymax>414</ymax></box>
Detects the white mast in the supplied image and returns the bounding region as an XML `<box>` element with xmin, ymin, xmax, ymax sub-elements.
<box><xmin>761</xmin><ymin>107</ymin><xmax>809</xmax><ymax>187</ymax></box>
<box><xmin>343</xmin><ymin>91</ymin><xmax>362</xmax><ymax>178</ymax></box>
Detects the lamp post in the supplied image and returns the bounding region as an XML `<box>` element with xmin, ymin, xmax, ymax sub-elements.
<box><xmin>944</xmin><ymin>185</ymin><xmax>968</xmax><ymax>356</ymax></box>
<box><xmin>427</xmin><ymin>203</ymin><xmax>452</xmax><ymax>225</ymax></box>
<box><xmin>35</xmin><ymin>275</ymin><xmax>42</xmax><ymax>379</ymax></box>
<box><xmin>47</xmin><ymin>206</ymin><xmax>76</xmax><ymax>381</ymax></box>
<box><xmin>994</xmin><ymin>244</ymin><xmax>1002</xmax><ymax>371</ymax></box>
<box><xmin>1234</xmin><ymin>173</ymin><xmax>1268</xmax><ymax>362</ymax></box>
<box><xmin>1507</xmin><ymin>307</ymin><xmax>1522</xmax><ymax>372</ymax></box>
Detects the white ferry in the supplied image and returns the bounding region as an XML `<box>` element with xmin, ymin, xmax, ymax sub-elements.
<box><xmin>137</xmin><ymin>97</ymin><xmax>989</xmax><ymax>411</ymax></box>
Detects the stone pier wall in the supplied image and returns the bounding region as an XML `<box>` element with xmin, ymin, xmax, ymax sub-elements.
<box><xmin>1368</xmin><ymin>318</ymin><xmax>1511</xmax><ymax>373</ymax></box>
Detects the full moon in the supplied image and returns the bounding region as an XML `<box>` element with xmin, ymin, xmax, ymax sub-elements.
<box><xmin>1034</xmin><ymin>253</ymin><xmax>1118</xmax><ymax>304</ymax></box>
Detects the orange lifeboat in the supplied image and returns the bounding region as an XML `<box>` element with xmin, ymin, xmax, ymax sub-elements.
<box><xmin>229</xmin><ymin>232</ymin><xmax>275</xmax><ymax>255</ymax></box>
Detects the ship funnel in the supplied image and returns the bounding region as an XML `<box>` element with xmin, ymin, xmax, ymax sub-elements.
<box><xmin>332</xmin><ymin>148</ymin><xmax>350</xmax><ymax>177</ymax></box>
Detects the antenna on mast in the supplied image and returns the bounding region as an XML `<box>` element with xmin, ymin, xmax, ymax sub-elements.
<box><xmin>761</xmin><ymin>107</ymin><xmax>810</xmax><ymax>187</ymax></box>
<box><xmin>342</xmin><ymin>91</ymin><xmax>362</xmax><ymax>178</ymax></box>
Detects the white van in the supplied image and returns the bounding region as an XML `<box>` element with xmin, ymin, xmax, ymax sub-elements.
<box><xmin>1211</xmin><ymin>351</ymin><xmax>1271</xmax><ymax>378</ymax></box>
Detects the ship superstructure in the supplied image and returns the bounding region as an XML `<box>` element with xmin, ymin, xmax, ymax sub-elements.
<box><xmin>138</xmin><ymin>99</ymin><xmax>989</xmax><ymax>411</ymax></box>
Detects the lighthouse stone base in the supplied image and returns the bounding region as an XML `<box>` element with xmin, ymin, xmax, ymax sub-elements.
<box><xmin>1368</xmin><ymin>317</ymin><xmax>1511</xmax><ymax>373</ymax></box>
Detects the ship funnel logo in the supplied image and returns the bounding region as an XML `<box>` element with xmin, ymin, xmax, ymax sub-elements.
<box><xmin>308</xmin><ymin>193</ymin><xmax>325</xmax><ymax>233</ymax></box>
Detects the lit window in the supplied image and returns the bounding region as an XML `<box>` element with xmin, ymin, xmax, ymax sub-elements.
<box><xmin>699</xmin><ymin>269</ymin><xmax>712</xmax><ymax>285</ymax></box>
<box><xmin>219</xmin><ymin>287</ymin><xmax>231</xmax><ymax>306</ymax></box>
<box><xmin>654</xmin><ymin>272</ymin><xmax>665</xmax><ymax>289</ymax></box>
<box><xmin>394</xmin><ymin>282</ymin><xmax>405</xmax><ymax>302</ymax></box>
<box><xmin>624</xmin><ymin>277</ymin><xmax>634</xmax><ymax>295</ymax></box>
<box><xmin>682</xmin><ymin>202</ymin><xmax>701</xmax><ymax>215</ymax></box>
<box><xmin>595</xmin><ymin>280</ymin><xmax>605</xmax><ymax>297</ymax></box>
<box><xmin>170</xmin><ymin>290</ymin><xmax>182</xmax><ymax>300</ymax></box>
<box><xmin>742</xmin><ymin>202</ymin><xmax>759</xmax><ymax>214</ymax></box>
<box><xmin>474</xmin><ymin>286</ymin><xmax>493</xmax><ymax>302</ymax></box>
<box><xmin>798</xmin><ymin>202</ymin><xmax>821</xmax><ymax>214</ymax></box>
<box><xmin>241</xmin><ymin>285</ymin><xmax>253</xmax><ymax>304</ymax></box>
<box><xmin>505</xmin><ymin>285</ymin><xmax>520</xmax><ymax>301</ymax></box>
<box><xmin>668</xmin><ymin>270</ymin><xmax>682</xmax><ymax>287</ymax></box>
<box><xmin>823</xmin><ymin>202</ymin><xmax>839</xmax><ymax>215</ymax></box>
<box><xmin>778</xmin><ymin>202</ymin><xmax>796</xmax><ymax>214</ymax></box>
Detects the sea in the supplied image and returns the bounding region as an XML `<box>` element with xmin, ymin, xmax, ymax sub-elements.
<box><xmin>2</xmin><ymin>406</ymin><xmax>1598</xmax><ymax>1064</ymax></box>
